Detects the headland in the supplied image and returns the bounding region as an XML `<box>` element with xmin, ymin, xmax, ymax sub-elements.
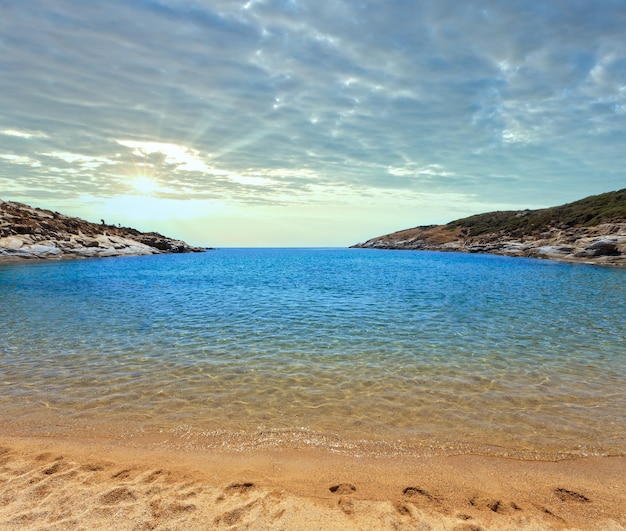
<box><xmin>353</xmin><ymin>188</ymin><xmax>626</xmax><ymax>266</ymax></box>
<box><xmin>0</xmin><ymin>199</ymin><xmax>205</xmax><ymax>261</ymax></box>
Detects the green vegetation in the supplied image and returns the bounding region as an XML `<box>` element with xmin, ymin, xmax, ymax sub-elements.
<box><xmin>447</xmin><ymin>188</ymin><xmax>626</xmax><ymax>237</ymax></box>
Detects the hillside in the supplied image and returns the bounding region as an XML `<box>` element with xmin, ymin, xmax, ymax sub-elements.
<box><xmin>0</xmin><ymin>199</ymin><xmax>205</xmax><ymax>261</ymax></box>
<box><xmin>352</xmin><ymin>189</ymin><xmax>626</xmax><ymax>266</ymax></box>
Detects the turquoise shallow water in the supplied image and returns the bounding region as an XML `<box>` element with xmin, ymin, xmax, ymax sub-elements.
<box><xmin>1</xmin><ymin>248</ymin><xmax>625</xmax><ymax>458</ymax></box>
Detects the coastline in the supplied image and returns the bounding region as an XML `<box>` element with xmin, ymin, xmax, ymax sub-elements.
<box><xmin>352</xmin><ymin>221</ymin><xmax>626</xmax><ymax>267</ymax></box>
<box><xmin>351</xmin><ymin>189</ymin><xmax>626</xmax><ymax>267</ymax></box>
<box><xmin>351</xmin><ymin>245</ymin><xmax>626</xmax><ymax>268</ymax></box>
<box><xmin>1</xmin><ymin>434</ymin><xmax>624</xmax><ymax>530</ymax></box>
<box><xmin>0</xmin><ymin>199</ymin><xmax>206</xmax><ymax>261</ymax></box>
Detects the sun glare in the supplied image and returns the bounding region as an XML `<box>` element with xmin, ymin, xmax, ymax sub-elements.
<box><xmin>130</xmin><ymin>176</ymin><xmax>158</xmax><ymax>195</ymax></box>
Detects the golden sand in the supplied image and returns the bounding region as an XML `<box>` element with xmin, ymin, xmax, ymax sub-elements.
<box><xmin>0</xmin><ymin>435</ymin><xmax>624</xmax><ymax>530</ymax></box>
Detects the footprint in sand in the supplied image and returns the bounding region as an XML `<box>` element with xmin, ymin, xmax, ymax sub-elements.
<box><xmin>143</xmin><ymin>469</ymin><xmax>167</xmax><ymax>483</ymax></box>
<box><xmin>396</xmin><ymin>486</ymin><xmax>440</xmax><ymax>518</ymax></box>
<box><xmin>215</xmin><ymin>504</ymin><xmax>246</xmax><ymax>526</ymax></box>
<box><xmin>225</xmin><ymin>482</ymin><xmax>256</xmax><ymax>494</ymax></box>
<box><xmin>403</xmin><ymin>486</ymin><xmax>434</xmax><ymax>500</ymax></box>
<box><xmin>150</xmin><ymin>498</ymin><xmax>196</xmax><ymax>520</ymax></box>
<box><xmin>469</xmin><ymin>495</ymin><xmax>522</xmax><ymax>514</ymax></box>
<box><xmin>329</xmin><ymin>483</ymin><xmax>356</xmax><ymax>495</ymax></box>
<box><xmin>99</xmin><ymin>486</ymin><xmax>136</xmax><ymax>505</ymax></box>
<box><xmin>337</xmin><ymin>497</ymin><xmax>354</xmax><ymax>515</ymax></box>
<box><xmin>554</xmin><ymin>488</ymin><xmax>590</xmax><ymax>503</ymax></box>
<box><xmin>329</xmin><ymin>484</ymin><xmax>356</xmax><ymax>515</ymax></box>
<box><xmin>42</xmin><ymin>461</ymin><xmax>67</xmax><ymax>476</ymax></box>
<box><xmin>402</xmin><ymin>485</ymin><xmax>441</xmax><ymax>509</ymax></box>
<box><xmin>393</xmin><ymin>501</ymin><xmax>412</xmax><ymax>516</ymax></box>
<box><xmin>214</xmin><ymin>499</ymin><xmax>260</xmax><ymax>527</ymax></box>
<box><xmin>110</xmin><ymin>468</ymin><xmax>135</xmax><ymax>480</ymax></box>
<box><xmin>79</xmin><ymin>463</ymin><xmax>105</xmax><ymax>472</ymax></box>
<box><xmin>216</xmin><ymin>483</ymin><xmax>256</xmax><ymax>503</ymax></box>
<box><xmin>536</xmin><ymin>505</ymin><xmax>566</xmax><ymax>522</ymax></box>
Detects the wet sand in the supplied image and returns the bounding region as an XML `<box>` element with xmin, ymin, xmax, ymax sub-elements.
<box><xmin>0</xmin><ymin>435</ymin><xmax>624</xmax><ymax>530</ymax></box>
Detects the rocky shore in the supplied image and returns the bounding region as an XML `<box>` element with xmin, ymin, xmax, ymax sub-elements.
<box><xmin>353</xmin><ymin>189</ymin><xmax>626</xmax><ymax>266</ymax></box>
<box><xmin>353</xmin><ymin>222</ymin><xmax>626</xmax><ymax>266</ymax></box>
<box><xmin>0</xmin><ymin>199</ymin><xmax>206</xmax><ymax>261</ymax></box>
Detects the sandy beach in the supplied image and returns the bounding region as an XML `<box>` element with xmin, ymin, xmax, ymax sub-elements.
<box><xmin>0</xmin><ymin>435</ymin><xmax>624</xmax><ymax>530</ymax></box>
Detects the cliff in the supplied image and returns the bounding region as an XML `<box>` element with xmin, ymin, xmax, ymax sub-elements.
<box><xmin>352</xmin><ymin>189</ymin><xmax>626</xmax><ymax>266</ymax></box>
<box><xmin>0</xmin><ymin>199</ymin><xmax>206</xmax><ymax>261</ymax></box>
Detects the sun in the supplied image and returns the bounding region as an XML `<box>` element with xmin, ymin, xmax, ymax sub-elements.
<box><xmin>130</xmin><ymin>176</ymin><xmax>158</xmax><ymax>195</ymax></box>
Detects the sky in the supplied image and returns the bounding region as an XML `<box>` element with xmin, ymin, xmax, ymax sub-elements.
<box><xmin>1</xmin><ymin>0</ymin><xmax>625</xmax><ymax>247</ymax></box>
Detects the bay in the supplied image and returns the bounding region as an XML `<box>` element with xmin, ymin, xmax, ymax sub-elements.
<box><xmin>1</xmin><ymin>249</ymin><xmax>624</xmax><ymax>458</ymax></box>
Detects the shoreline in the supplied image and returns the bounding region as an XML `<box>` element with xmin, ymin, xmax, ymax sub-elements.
<box><xmin>350</xmin><ymin>244</ymin><xmax>626</xmax><ymax>267</ymax></box>
<box><xmin>3</xmin><ymin>414</ymin><xmax>623</xmax><ymax>463</ymax></box>
<box><xmin>1</xmin><ymin>245</ymin><xmax>624</xmax><ymax>267</ymax></box>
<box><xmin>0</xmin><ymin>199</ymin><xmax>206</xmax><ymax>261</ymax></box>
<box><xmin>1</xmin><ymin>434</ymin><xmax>624</xmax><ymax>530</ymax></box>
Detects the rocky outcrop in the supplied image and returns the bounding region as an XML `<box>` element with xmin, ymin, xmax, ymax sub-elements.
<box><xmin>353</xmin><ymin>223</ymin><xmax>626</xmax><ymax>265</ymax></box>
<box><xmin>0</xmin><ymin>199</ymin><xmax>206</xmax><ymax>261</ymax></box>
<box><xmin>352</xmin><ymin>190</ymin><xmax>626</xmax><ymax>266</ymax></box>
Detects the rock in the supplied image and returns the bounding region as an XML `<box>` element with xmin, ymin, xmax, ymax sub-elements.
<box><xmin>574</xmin><ymin>238</ymin><xmax>619</xmax><ymax>257</ymax></box>
<box><xmin>12</xmin><ymin>224</ymin><xmax>36</xmax><ymax>235</ymax></box>
<box><xmin>534</xmin><ymin>245</ymin><xmax>575</xmax><ymax>257</ymax></box>
<box><xmin>352</xmin><ymin>189</ymin><xmax>626</xmax><ymax>265</ymax></box>
<box><xmin>353</xmin><ymin>223</ymin><xmax>626</xmax><ymax>266</ymax></box>
<box><xmin>2</xmin><ymin>237</ymin><xmax>23</xmax><ymax>249</ymax></box>
<box><xmin>139</xmin><ymin>236</ymin><xmax>169</xmax><ymax>251</ymax></box>
<box><xmin>0</xmin><ymin>199</ymin><xmax>207</xmax><ymax>261</ymax></box>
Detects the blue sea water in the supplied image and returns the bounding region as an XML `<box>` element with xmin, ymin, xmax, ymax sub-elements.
<box><xmin>1</xmin><ymin>248</ymin><xmax>625</xmax><ymax>458</ymax></box>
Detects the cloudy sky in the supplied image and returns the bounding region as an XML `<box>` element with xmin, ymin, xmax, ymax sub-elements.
<box><xmin>1</xmin><ymin>0</ymin><xmax>625</xmax><ymax>246</ymax></box>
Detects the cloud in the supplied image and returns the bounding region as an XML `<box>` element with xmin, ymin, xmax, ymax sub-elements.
<box><xmin>0</xmin><ymin>154</ymin><xmax>42</xmax><ymax>167</ymax></box>
<box><xmin>1</xmin><ymin>129</ymin><xmax>49</xmax><ymax>139</ymax></box>
<box><xmin>116</xmin><ymin>140</ymin><xmax>213</xmax><ymax>174</ymax></box>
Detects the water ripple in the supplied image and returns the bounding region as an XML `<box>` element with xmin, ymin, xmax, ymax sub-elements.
<box><xmin>1</xmin><ymin>249</ymin><xmax>625</xmax><ymax>457</ymax></box>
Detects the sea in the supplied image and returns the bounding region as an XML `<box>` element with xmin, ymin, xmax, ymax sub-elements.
<box><xmin>1</xmin><ymin>248</ymin><xmax>625</xmax><ymax>459</ymax></box>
